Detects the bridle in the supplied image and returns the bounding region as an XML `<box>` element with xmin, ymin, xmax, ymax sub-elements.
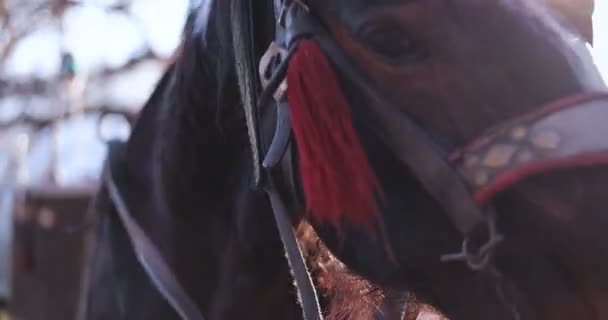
<box><xmin>234</xmin><ymin>0</ymin><xmax>504</xmax><ymax>317</ymax></box>
<box><xmin>240</xmin><ymin>0</ymin><xmax>506</xmax><ymax>317</ymax></box>
<box><xmin>231</xmin><ymin>0</ymin><xmax>324</xmax><ymax>319</ymax></box>
<box><xmin>94</xmin><ymin>0</ymin><xmax>608</xmax><ymax>320</ymax></box>
<box><xmin>243</xmin><ymin>0</ymin><xmax>608</xmax><ymax>318</ymax></box>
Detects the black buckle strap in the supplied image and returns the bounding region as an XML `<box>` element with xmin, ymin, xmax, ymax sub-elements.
<box><xmin>258</xmin><ymin>42</ymin><xmax>298</xmax><ymax>168</ymax></box>
<box><xmin>266</xmin><ymin>186</ymin><xmax>323</xmax><ymax>320</ymax></box>
<box><xmin>234</xmin><ymin>0</ymin><xmax>325</xmax><ymax>319</ymax></box>
<box><xmin>278</xmin><ymin>0</ymin><xmax>309</xmax><ymax>27</ymax></box>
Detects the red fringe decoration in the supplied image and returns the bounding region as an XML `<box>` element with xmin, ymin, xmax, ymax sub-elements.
<box><xmin>287</xmin><ymin>40</ymin><xmax>381</xmax><ymax>231</ymax></box>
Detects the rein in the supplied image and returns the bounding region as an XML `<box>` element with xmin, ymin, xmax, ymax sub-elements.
<box><xmin>103</xmin><ymin>141</ymin><xmax>206</xmax><ymax>320</ymax></box>
<box><xmin>231</xmin><ymin>0</ymin><xmax>324</xmax><ymax>319</ymax></box>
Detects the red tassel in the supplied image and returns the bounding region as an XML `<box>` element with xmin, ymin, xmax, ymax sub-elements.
<box><xmin>287</xmin><ymin>40</ymin><xmax>381</xmax><ymax>232</ymax></box>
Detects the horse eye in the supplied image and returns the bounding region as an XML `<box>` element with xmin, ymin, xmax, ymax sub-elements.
<box><xmin>357</xmin><ymin>23</ymin><xmax>427</xmax><ymax>65</ymax></box>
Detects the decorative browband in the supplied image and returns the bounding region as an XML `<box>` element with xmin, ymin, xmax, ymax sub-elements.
<box><xmin>451</xmin><ymin>92</ymin><xmax>608</xmax><ymax>206</ymax></box>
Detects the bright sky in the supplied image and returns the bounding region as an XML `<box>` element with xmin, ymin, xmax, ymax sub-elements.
<box><xmin>5</xmin><ymin>0</ymin><xmax>189</xmax><ymax>77</ymax></box>
<box><xmin>592</xmin><ymin>1</ymin><xmax>608</xmax><ymax>78</ymax></box>
<box><xmin>4</xmin><ymin>1</ymin><xmax>608</xmax><ymax>80</ymax></box>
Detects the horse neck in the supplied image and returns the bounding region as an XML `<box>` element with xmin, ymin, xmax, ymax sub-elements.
<box><xmin>127</xmin><ymin>38</ymin><xmax>303</xmax><ymax>318</ymax></box>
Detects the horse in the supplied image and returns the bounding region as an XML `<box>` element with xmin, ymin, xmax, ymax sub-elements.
<box><xmin>76</xmin><ymin>2</ymin><xmax>410</xmax><ymax>320</ymax></box>
<box><xmin>78</xmin><ymin>0</ymin><xmax>608</xmax><ymax>319</ymax></box>
<box><xmin>254</xmin><ymin>0</ymin><xmax>608</xmax><ymax>320</ymax></box>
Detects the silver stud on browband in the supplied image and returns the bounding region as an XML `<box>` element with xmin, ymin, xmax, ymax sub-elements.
<box><xmin>482</xmin><ymin>144</ymin><xmax>517</xmax><ymax>168</ymax></box>
<box><xmin>510</xmin><ymin>126</ymin><xmax>527</xmax><ymax>140</ymax></box>
<box><xmin>531</xmin><ymin>130</ymin><xmax>561</xmax><ymax>150</ymax></box>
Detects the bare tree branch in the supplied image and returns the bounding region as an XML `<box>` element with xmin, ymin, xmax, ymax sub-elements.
<box><xmin>0</xmin><ymin>1</ymin><xmax>56</xmax><ymax>71</ymax></box>
<box><xmin>0</xmin><ymin>0</ymin><xmax>137</xmax><ymax>72</ymax></box>
<box><xmin>0</xmin><ymin>52</ymin><xmax>162</xmax><ymax>97</ymax></box>
<box><xmin>0</xmin><ymin>0</ymin><xmax>8</xmax><ymax>23</ymax></box>
<box><xmin>0</xmin><ymin>0</ymin><xmax>176</xmax><ymax>135</ymax></box>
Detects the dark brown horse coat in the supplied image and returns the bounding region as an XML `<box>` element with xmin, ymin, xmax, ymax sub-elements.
<box><xmin>289</xmin><ymin>1</ymin><xmax>607</xmax><ymax>320</ymax></box>
<box><xmin>79</xmin><ymin>1</ymin><xmax>605</xmax><ymax>320</ymax></box>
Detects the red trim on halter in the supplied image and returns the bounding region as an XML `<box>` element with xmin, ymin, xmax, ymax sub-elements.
<box><xmin>469</xmin><ymin>92</ymin><xmax>608</xmax><ymax>206</ymax></box>
<box><xmin>287</xmin><ymin>40</ymin><xmax>381</xmax><ymax>231</ymax></box>
<box><xmin>474</xmin><ymin>153</ymin><xmax>608</xmax><ymax>206</ymax></box>
<box><xmin>464</xmin><ymin>92</ymin><xmax>608</xmax><ymax>151</ymax></box>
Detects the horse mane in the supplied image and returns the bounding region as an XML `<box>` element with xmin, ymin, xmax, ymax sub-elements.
<box><xmin>147</xmin><ymin>0</ymin><xmax>248</xmax><ymax>224</ymax></box>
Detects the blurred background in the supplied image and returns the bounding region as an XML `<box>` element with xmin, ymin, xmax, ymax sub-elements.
<box><xmin>0</xmin><ymin>0</ymin><xmax>188</xmax><ymax>319</ymax></box>
<box><xmin>0</xmin><ymin>1</ymin><xmax>606</xmax><ymax>320</ymax></box>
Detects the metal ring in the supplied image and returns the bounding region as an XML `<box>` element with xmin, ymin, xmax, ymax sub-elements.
<box><xmin>440</xmin><ymin>213</ymin><xmax>504</xmax><ymax>271</ymax></box>
<box><xmin>278</xmin><ymin>0</ymin><xmax>310</xmax><ymax>27</ymax></box>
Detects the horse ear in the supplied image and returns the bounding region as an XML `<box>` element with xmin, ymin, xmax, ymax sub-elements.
<box><xmin>546</xmin><ymin>0</ymin><xmax>594</xmax><ymax>45</ymax></box>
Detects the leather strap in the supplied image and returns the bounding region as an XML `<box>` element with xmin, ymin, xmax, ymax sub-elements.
<box><xmin>231</xmin><ymin>0</ymin><xmax>325</xmax><ymax>319</ymax></box>
<box><xmin>104</xmin><ymin>141</ymin><xmax>205</xmax><ymax>320</ymax></box>
<box><xmin>309</xmin><ymin>31</ymin><xmax>488</xmax><ymax>237</ymax></box>
<box><xmin>455</xmin><ymin>92</ymin><xmax>608</xmax><ymax>205</ymax></box>
<box><xmin>266</xmin><ymin>186</ymin><xmax>323</xmax><ymax>320</ymax></box>
<box><xmin>231</xmin><ymin>0</ymin><xmax>264</xmax><ymax>187</ymax></box>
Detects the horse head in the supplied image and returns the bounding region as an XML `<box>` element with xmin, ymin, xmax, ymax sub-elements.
<box><xmin>245</xmin><ymin>0</ymin><xmax>608</xmax><ymax>319</ymax></box>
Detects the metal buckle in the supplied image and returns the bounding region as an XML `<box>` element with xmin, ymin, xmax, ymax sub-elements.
<box><xmin>259</xmin><ymin>42</ymin><xmax>289</xmax><ymax>102</ymax></box>
<box><xmin>278</xmin><ymin>0</ymin><xmax>310</xmax><ymax>27</ymax></box>
<box><xmin>440</xmin><ymin>213</ymin><xmax>504</xmax><ymax>271</ymax></box>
